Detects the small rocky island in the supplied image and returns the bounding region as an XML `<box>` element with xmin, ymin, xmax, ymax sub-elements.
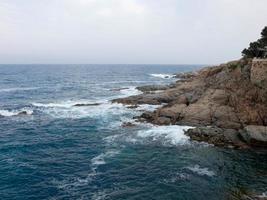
<box><xmin>113</xmin><ymin>27</ymin><xmax>267</xmax><ymax>149</ymax></box>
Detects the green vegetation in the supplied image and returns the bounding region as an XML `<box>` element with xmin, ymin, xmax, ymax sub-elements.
<box><xmin>242</xmin><ymin>26</ymin><xmax>267</xmax><ymax>58</ymax></box>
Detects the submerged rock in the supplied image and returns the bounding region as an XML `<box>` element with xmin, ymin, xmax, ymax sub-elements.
<box><xmin>73</xmin><ymin>103</ymin><xmax>100</xmax><ymax>107</ymax></box>
<box><xmin>127</xmin><ymin>105</ymin><xmax>139</xmax><ymax>109</ymax></box>
<box><xmin>122</xmin><ymin>122</ymin><xmax>136</xmax><ymax>128</ymax></box>
<box><xmin>17</xmin><ymin>111</ymin><xmax>28</xmax><ymax>115</ymax></box>
<box><xmin>110</xmin><ymin>87</ymin><xmax>129</xmax><ymax>91</ymax></box>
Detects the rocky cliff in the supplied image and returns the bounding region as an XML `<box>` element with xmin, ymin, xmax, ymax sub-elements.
<box><xmin>113</xmin><ymin>58</ymin><xmax>267</xmax><ymax>148</ymax></box>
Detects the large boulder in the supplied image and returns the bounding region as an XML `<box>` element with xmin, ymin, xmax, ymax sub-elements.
<box><xmin>185</xmin><ymin>127</ymin><xmax>247</xmax><ymax>148</ymax></box>
<box><xmin>240</xmin><ymin>125</ymin><xmax>267</xmax><ymax>147</ymax></box>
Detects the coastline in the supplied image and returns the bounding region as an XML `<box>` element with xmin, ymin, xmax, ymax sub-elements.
<box><xmin>113</xmin><ymin>58</ymin><xmax>267</xmax><ymax>149</ymax></box>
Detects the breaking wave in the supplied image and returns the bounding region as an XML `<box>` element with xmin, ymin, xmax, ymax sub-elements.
<box><xmin>0</xmin><ymin>87</ymin><xmax>39</xmax><ymax>93</ymax></box>
<box><xmin>119</xmin><ymin>86</ymin><xmax>142</xmax><ymax>97</ymax></box>
<box><xmin>0</xmin><ymin>108</ymin><xmax>33</xmax><ymax>117</ymax></box>
<box><xmin>32</xmin><ymin>100</ymin><xmax>130</xmax><ymax>119</ymax></box>
<box><xmin>136</xmin><ymin>125</ymin><xmax>193</xmax><ymax>145</ymax></box>
<box><xmin>186</xmin><ymin>165</ymin><xmax>215</xmax><ymax>177</ymax></box>
<box><xmin>150</xmin><ymin>74</ymin><xmax>176</xmax><ymax>79</ymax></box>
<box><xmin>91</xmin><ymin>150</ymin><xmax>120</xmax><ymax>167</ymax></box>
<box><xmin>104</xmin><ymin>125</ymin><xmax>194</xmax><ymax>146</ymax></box>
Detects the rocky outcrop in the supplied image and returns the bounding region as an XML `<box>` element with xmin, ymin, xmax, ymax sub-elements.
<box><xmin>136</xmin><ymin>85</ymin><xmax>174</xmax><ymax>93</ymax></box>
<box><xmin>122</xmin><ymin>122</ymin><xmax>136</xmax><ymax>128</ymax></box>
<box><xmin>113</xmin><ymin>58</ymin><xmax>267</xmax><ymax>148</ymax></box>
<box><xmin>240</xmin><ymin>125</ymin><xmax>267</xmax><ymax>147</ymax></box>
<box><xmin>175</xmin><ymin>71</ymin><xmax>197</xmax><ymax>80</ymax></box>
<box><xmin>184</xmin><ymin>127</ymin><xmax>248</xmax><ymax>148</ymax></box>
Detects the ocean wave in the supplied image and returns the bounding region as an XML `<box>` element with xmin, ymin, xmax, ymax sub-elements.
<box><xmin>104</xmin><ymin>125</ymin><xmax>193</xmax><ymax>146</ymax></box>
<box><xmin>94</xmin><ymin>80</ymin><xmax>149</xmax><ymax>85</ymax></box>
<box><xmin>0</xmin><ymin>87</ymin><xmax>39</xmax><ymax>93</ymax></box>
<box><xmin>54</xmin><ymin>149</ymin><xmax>121</xmax><ymax>190</ymax></box>
<box><xmin>162</xmin><ymin>173</ymin><xmax>190</xmax><ymax>183</ymax></box>
<box><xmin>186</xmin><ymin>165</ymin><xmax>215</xmax><ymax>177</ymax></box>
<box><xmin>91</xmin><ymin>150</ymin><xmax>120</xmax><ymax>167</ymax></box>
<box><xmin>92</xmin><ymin>191</ymin><xmax>108</xmax><ymax>200</ymax></box>
<box><xmin>257</xmin><ymin>192</ymin><xmax>267</xmax><ymax>199</ymax></box>
<box><xmin>53</xmin><ymin>171</ymin><xmax>97</xmax><ymax>190</ymax></box>
<box><xmin>32</xmin><ymin>100</ymin><xmax>131</xmax><ymax>119</ymax></box>
<box><xmin>136</xmin><ymin>125</ymin><xmax>193</xmax><ymax>145</ymax></box>
<box><xmin>119</xmin><ymin>86</ymin><xmax>142</xmax><ymax>97</ymax></box>
<box><xmin>32</xmin><ymin>100</ymin><xmax>105</xmax><ymax>108</ymax></box>
<box><xmin>258</xmin><ymin>192</ymin><xmax>267</xmax><ymax>198</ymax></box>
<box><xmin>0</xmin><ymin>108</ymin><xmax>33</xmax><ymax>117</ymax></box>
<box><xmin>150</xmin><ymin>74</ymin><xmax>176</xmax><ymax>79</ymax></box>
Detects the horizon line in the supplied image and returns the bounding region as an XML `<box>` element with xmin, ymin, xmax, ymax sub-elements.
<box><xmin>0</xmin><ymin>63</ymin><xmax>211</xmax><ymax>66</ymax></box>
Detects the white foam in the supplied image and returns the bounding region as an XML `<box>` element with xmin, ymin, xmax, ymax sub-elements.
<box><xmin>58</xmin><ymin>148</ymin><xmax>121</xmax><ymax>190</ymax></box>
<box><xmin>186</xmin><ymin>165</ymin><xmax>215</xmax><ymax>177</ymax></box>
<box><xmin>0</xmin><ymin>108</ymin><xmax>33</xmax><ymax>117</ymax></box>
<box><xmin>150</xmin><ymin>74</ymin><xmax>176</xmax><ymax>79</ymax></box>
<box><xmin>32</xmin><ymin>100</ymin><xmax>132</xmax><ymax>119</ymax></box>
<box><xmin>119</xmin><ymin>86</ymin><xmax>142</xmax><ymax>97</ymax></box>
<box><xmin>163</xmin><ymin>173</ymin><xmax>190</xmax><ymax>183</ymax></box>
<box><xmin>0</xmin><ymin>87</ymin><xmax>39</xmax><ymax>93</ymax></box>
<box><xmin>32</xmin><ymin>100</ymin><xmax>105</xmax><ymax>108</ymax></box>
<box><xmin>104</xmin><ymin>125</ymin><xmax>193</xmax><ymax>146</ymax></box>
<box><xmin>32</xmin><ymin>102</ymin><xmax>73</xmax><ymax>108</ymax></box>
<box><xmin>91</xmin><ymin>150</ymin><xmax>120</xmax><ymax>167</ymax></box>
<box><xmin>53</xmin><ymin>171</ymin><xmax>97</xmax><ymax>189</ymax></box>
<box><xmin>136</xmin><ymin>104</ymin><xmax>162</xmax><ymax>112</ymax></box>
<box><xmin>136</xmin><ymin>125</ymin><xmax>193</xmax><ymax>145</ymax></box>
<box><xmin>258</xmin><ymin>192</ymin><xmax>267</xmax><ymax>198</ymax></box>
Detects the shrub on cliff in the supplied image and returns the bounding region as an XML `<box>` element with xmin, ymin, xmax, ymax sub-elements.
<box><xmin>242</xmin><ymin>26</ymin><xmax>267</xmax><ymax>58</ymax></box>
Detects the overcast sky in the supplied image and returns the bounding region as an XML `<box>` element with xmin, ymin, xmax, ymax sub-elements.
<box><xmin>0</xmin><ymin>0</ymin><xmax>266</xmax><ymax>64</ymax></box>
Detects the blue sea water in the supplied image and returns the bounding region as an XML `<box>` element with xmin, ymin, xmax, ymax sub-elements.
<box><xmin>0</xmin><ymin>64</ymin><xmax>266</xmax><ymax>200</ymax></box>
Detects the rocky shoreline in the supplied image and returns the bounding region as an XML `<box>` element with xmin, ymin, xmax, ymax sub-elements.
<box><xmin>113</xmin><ymin>58</ymin><xmax>267</xmax><ymax>149</ymax></box>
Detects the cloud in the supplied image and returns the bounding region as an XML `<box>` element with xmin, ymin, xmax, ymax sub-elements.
<box><xmin>0</xmin><ymin>0</ymin><xmax>266</xmax><ymax>64</ymax></box>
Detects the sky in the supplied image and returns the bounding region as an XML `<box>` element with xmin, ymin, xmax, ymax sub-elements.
<box><xmin>0</xmin><ymin>0</ymin><xmax>267</xmax><ymax>64</ymax></box>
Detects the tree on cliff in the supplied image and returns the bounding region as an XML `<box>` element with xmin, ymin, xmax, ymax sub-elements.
<box><xmin>242</xmin><ymin>26</ymin><xmax>267</xmax><ymax>58</ymax></box>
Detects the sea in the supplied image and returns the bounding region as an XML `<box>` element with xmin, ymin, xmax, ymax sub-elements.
<box><xmin>0</xmin><ymin>64</ymin><xmax>266</xmax><ymax>200</ymax></box>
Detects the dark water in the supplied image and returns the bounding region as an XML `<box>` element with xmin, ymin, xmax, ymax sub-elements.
<box><xmin>0</xmin><ymin>64</ymin><xmax>266</xmax><ymax>200</ymax></box>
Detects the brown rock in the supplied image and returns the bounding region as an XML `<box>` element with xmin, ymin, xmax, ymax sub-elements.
<box><xmin>155</xmin><ymin>117</ymin><xmax>171</xmax><ymax>125</ymax></box>
<box><xmin>185</xmin><ymin>127</ymin><xmax>248</xmax><ymax>148</ymax></box>
<box><xmin>122</xmin><ymin>122</ymin><xmax>136</xmax><ymax>128</ymax></box>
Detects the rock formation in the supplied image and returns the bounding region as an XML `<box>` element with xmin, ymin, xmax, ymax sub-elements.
<box><xmin>113</xmin><ymin>58</ymin><xmax>267</xmax><ymax>148</ymax></box>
